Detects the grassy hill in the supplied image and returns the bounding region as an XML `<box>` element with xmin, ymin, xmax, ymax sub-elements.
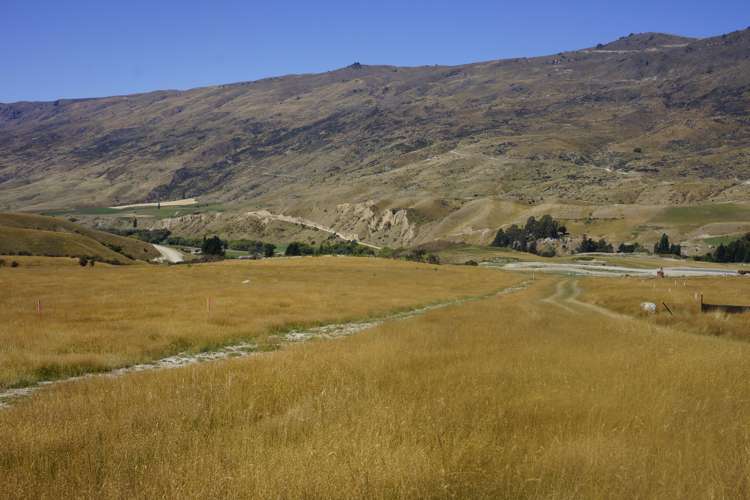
<box><xmin>0</xmin><ymin>213</ymin><xmax>159</xmax><ymax>263</ymax></box>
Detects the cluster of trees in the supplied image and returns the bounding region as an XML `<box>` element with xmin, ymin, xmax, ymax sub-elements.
<box><xmin>185</xmin><ymin>236</ymin><xmax>277</xmax><ymax>257</ymax></box>
<box><xmin>228</xmin><ymin>239</ymin><xmax>276</xmax><ymax>257</ymax></box>
<box><xmin>653</xmin><ymin>234</ymin><xmax>681</xmax><ymax>256</ymax></box>
<box><xmin>490</xmin><ymin>216</ymin><xmax>686</xmax><ymax>258</ymax></box>
<box><xmin>617</xmin><ymin>242</ymin><xmax>645</xmax><ymax>253</ymax></box>
<box><xmin>701</xmin><ymin>234</ymin><xmax>750</xmax><ymax>263</ymax></box>
<box><xmin>165</xmin><ymin>235</ymin><xmax>203</xmax><ymax>247</ymax></box>
<box><xmin>576</xmin><ymin>235</ymin><xmax>614</xmax><ymax>253</ymax></box>
<box><xmin>492</xmin><ymin>215</ymin><xmax>567</xmax><ymax>254</ymax></box>
<box><xmin>284</xmin><ymin>242</ymin><xmax>315</xmax><ymax>256</ymax></box>
<box><xmin>282</xmin><ymin>241</ymin><xmax>440</xmax><ymax>263</ymax></box>
<box><xmin>381</xmin><ymin>247</ymin><xmax>440</xmax><ymax>264</ymax></box>
<box><xmin>582</xmin><ymin>234</ymin><xmax>682</xmax><ymax>256</ymax></box>
<box><xmin>318</xmin><ymin>241</ymin><xmax>375</xmax><ymax>256</ymax></box>
<box><xmin>284</xmin><ymin>240</ymin><xmax>375</xmax><ymax>257</ymax></box>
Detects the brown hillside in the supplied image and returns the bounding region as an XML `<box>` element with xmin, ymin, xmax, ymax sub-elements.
<box><xmin>0</xmin><ymin>213</ymin><xmax>159</xmax><ymax>262</ymax></box>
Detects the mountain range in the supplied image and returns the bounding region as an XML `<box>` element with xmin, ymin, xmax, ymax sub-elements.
<box><xmin>1</xmin><ymin>28</ymin><xmax>749</xmax><ymax>248</ymax></box>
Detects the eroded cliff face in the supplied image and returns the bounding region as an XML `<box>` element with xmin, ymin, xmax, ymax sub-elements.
<box><xmin>329</xmin><ymin>201</ymin><xmax>416</xmax><ymax>248</ymax></box>
<box><xmin>104</xmin><ymin>201</ymin><xmax>420</xmax><ymax>248</ymax></box>
<box><xmin>79</xmin><ymin>197</ymin><xmax>502</xmax><ymax>248</ymax></box>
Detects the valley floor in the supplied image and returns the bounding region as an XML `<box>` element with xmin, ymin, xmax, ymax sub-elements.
<box><xmin>1</xmin><ymin>257</ymin><xmax>750</xmax><ymax>498</ymax></box>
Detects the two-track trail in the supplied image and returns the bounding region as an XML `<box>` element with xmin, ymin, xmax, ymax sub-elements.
<box><xmin>0</xmin><ymin>279</ymin><xmax>532</xmax><ymax>409</ymax></box>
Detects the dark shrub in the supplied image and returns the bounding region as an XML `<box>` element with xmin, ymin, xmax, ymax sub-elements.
<box><xmin>577</xmin><ymin>235</ymin><xmax>613</xmax><ymax>253</ymax></box>
<box><xmin>285</xmin><ymin>242</ymin><xmax>315</xmax><ymax>256</ymax></box>
<box><xmin>201</xmin><ymin>236</ymin><xmax>226</xmax><ymax>256</ymax></box>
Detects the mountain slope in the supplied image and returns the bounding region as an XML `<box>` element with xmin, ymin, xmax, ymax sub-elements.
<box><xmin>1</xmin><ymin>29</ymin><xmax>749</xmax><ymax>223</ymax></box>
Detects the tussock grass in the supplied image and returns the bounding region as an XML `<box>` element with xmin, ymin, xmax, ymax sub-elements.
<box><xmin>580</xmin><ymin>276</ymin><xmax>750</xmax><ymax>341</ymax></box>
<box><xmin>0</xmin><ymin>257</ymin><xmax>518</xmax><ymax>389</ymax></box>
<box><xmin>1</xmin><ymin>277</ymin><xmax>749</xmax><ymax>498</ymax></box>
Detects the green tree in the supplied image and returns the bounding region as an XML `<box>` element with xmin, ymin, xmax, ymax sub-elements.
<box><xmin>654</xmin><ymin>233</ymin><xmax>670</xmax><ymax>254</ymax></box>
<box><xmin>284</xmin><ymin>242</ymin><xmax>314</xmax><ymax>256</ymax></box>
<box><xmin>654</xmin><ymin>234</ymin><xmax>681</xmax><ymax>256</ymax></box>
<box><xmin>201</xmin><ymin>236</ymin><xmax>226</xmax><ymax>256</ymax></box>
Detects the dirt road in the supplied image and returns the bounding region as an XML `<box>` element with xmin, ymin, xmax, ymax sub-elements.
<box><xmin>152</xmin><ymin>244</ymin><xmax>185</xmax><ymax>263</ymax></box>
<box><xmin>498</xmin><ymin>261</ymin><xmax>740</xmax><ymax>278</ymax></box>
<box><xmin>246</xmin><ymin>210</ymin><xmax>382</xmax><ymax>249</ymax></box>
<box><xmin>542</xmin><ymin>278</ymin><xmax>627</xmax><ymax>319</ymax></box>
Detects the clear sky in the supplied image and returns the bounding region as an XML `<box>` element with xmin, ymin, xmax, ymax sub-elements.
<box><xmin>2</xmin><ymin>0</ymin><xmax>748</xmax><ymax>102</ymax></box>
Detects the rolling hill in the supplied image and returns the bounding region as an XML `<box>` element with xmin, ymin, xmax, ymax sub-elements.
<box><xmin>1</xmin><ymin>28</ymin><xmax>749</xmax><ymax>247</ymax></box>
<box><xmin>0</xmin><ymin>213</ymin><xmax>160</xmax><ymax>263</ymax></box>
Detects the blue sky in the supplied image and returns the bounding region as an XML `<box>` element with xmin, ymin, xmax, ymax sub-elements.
<box><xmin>1</xmin><ymin>0</ymin><xmax>748</xmax><ymax>102</ymax></box>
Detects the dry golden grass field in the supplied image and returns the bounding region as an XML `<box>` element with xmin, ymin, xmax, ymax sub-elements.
<box><xmin>2</xmin><ymin>257</ymin><xmax>750</xmax><ymax>498</ymax></box>
<box><xmin>579</xmin><ymin>275</ymin><xmax>750</xmax><ymax>341</ymax></box>
<box><xmin>0</xmin><ymin>256</ymin><xmax>517</xmax><ymax>390</ymax></box>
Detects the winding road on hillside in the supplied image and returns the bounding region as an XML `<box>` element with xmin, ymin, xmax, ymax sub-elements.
<box><xmin>246</xmin><ymin>210</ymin><xmax>382</xmax><ymax>250</ymax></box>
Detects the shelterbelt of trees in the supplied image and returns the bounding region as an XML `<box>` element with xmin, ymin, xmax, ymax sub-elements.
<box><xmin>700</xmin><ymin>233</ymin><xmax>750</xmax><ymax>263</ymax></box>
<box><xmin>490</xmin><ymin>215</ymin><xmax>691</xmax><ymax>258</ymax></box>
<box><xmin>491</xmin><ymin>215</ymin><xmax>567</xmax><ymax>256</ymax></box>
